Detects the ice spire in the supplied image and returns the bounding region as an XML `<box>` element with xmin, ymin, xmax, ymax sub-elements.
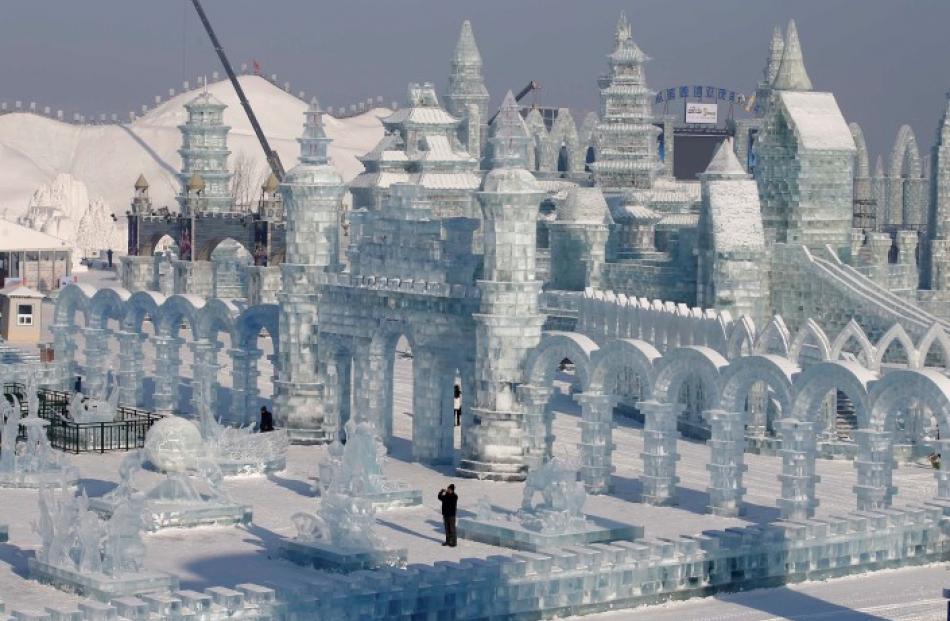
<box><xmin>875</xmin><ymin>154</ymin><xmax>885</xmax><ymax>178</ymax></box>
<box><xmin>772</xmin><ymin>19</ymin><xmax>812</xmax><ymax>91</ymax></box>
<box><xmin>609</xmin><ymin>11</ymin><xmax>647</xmax><ymax>63</ymax></box>
<box><xmin>489</xmin><ymin>90</ymin><xmax>531</xmax><ymax>169</ymax></box>
<box><xmin>299</xmin><ymin>99</ymin><xmax>331</xmax><ymax>165</ymax></box>
<box><xmin>453</xmin><ymin>20</ymin><xmax>482</xmax><ymax>67</ymax></box>
<box><xmin>765</xmin><ymin>26</ymin><xmax>785</xmax><ymax>84</ymax></box>
<box><xmin>702</xmin><ymin>138</ymin><xmax>746</xmax><ymax>178</ymax></box>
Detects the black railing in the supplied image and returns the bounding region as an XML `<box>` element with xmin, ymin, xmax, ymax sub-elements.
<box><xmin>1</xmin><ymin>383</ymin><xmax>163</xmax><ymax>454</ymax></box>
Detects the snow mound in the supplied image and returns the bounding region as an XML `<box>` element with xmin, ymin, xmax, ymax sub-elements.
<box><xmin>0</xmin><ymin>76</ymin><xmax>388</xmax><ymax>223</ymax></box>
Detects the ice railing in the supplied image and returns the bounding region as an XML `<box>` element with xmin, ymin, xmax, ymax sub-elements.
<box><xmin>573</xmin><ymin>288</ymin><xmax>733</xmax><ymax>355</ymax></box>
<box><xmin>571</xmin><ymin>286</ymin><xmax>950</xmax><ymax>372</ymax></box>
<box><xmin>0</xmin><ymin>70</ymin><xmax>394</xmax><ymax>126</ymax></box>
<box><xmin>5</xmin><ymin>502</ymin><xmax>945</xmax><ymax>620</ymax></box>
<box><xmin>323</xmin><ymin>272</ymin><xmax>481</xmax><ymax>300</ymax></box>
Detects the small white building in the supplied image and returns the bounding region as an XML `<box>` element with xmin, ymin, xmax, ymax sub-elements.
<box><xmin>0</xmin><ymin>219</ymin><xmax>73</xmax><ymax>293</ymax></box>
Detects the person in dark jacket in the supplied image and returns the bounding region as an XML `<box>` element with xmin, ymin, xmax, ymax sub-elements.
<box><xmin>438</xmin><ymin>484</ymin><xmax>458</xmax><ymax>546</ymax></box>
<box><xmin>259</xmin><ymin>406</ymin><xmax>274</xmax><ymax>432</ymax></box>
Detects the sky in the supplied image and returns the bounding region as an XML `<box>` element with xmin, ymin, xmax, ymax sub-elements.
<box><xmin>2</xmin><ymin>0</ymin><xmax>949</xmax><ymax>163</ymax></box>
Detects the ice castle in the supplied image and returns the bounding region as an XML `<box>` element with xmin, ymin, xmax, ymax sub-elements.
<box><xmin>32</xmin><ymin>13</ymin><xmax>950</xmax><ymax>617</ymax></box>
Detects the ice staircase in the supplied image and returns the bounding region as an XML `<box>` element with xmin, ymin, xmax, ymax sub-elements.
<box><xmin>810</xmin><ymin>247</ymin><xmax>950</xmax><ymax>336</ymax></box>
<box><xmin>835</xmin><ymin>390</ymin><xmax>858</xmax><ymax>441</ymax></box>
<box><xmin>0</xmin><ymin>339</ymin><xmax>40</xmax><ymax>365</ymax></box>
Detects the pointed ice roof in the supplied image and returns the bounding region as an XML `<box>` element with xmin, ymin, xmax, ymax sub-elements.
<box><xmin>489</xmin><ymin>90</ymin><xmax>532</xmax><ymax>168</ymax></box>
<box><xmin>185</xmin><ymin>91</ymin><xmax>226</xmax><ymax>110</ymax></box>
<box><xmin>609</xmin><ymin>11</ymin><xmax>648</xmax><ymax>64</ymax></box>
<box><xmin>453</xmin><ymin>20</ymin><xmax>482</xmax><ymax>67</ymax></box>
<box><xmin>702</xmin><ymin>138</ymin><xmax>747</xmax><ymax>178</ymax></box>
<box><xmin>765</xmin><ymin>26</ymin><xmax>785</xmax><ymax>83</ymax></box>
<box><xmin>875</xmin><ymin>154</ymin><xmax>885</xmax><ymax>177</ymax></box>
<box><xmin>772</xmin><ymin>20</ymin><xmax>812</xmax><ymax>91</ymax></box>
<box><xmin>134</xmin><ymin>173</ymin><xmax>149</xmax><ymax>190</ymax></box>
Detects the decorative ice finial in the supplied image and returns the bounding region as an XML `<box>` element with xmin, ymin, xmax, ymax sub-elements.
<box><xmin>772</xmin><ymin>19</ymin><xmax>812</xmax><ymax>91</ymax></box>
<box><xmin>615</xmin><ymin>11</ymin><xmax>632</xmax><ymax>43</ymax></box>
<box><xmin>874</xmin><ymin>154</ymin><xmax>885</xmax><ymax>178</ymax></box>
<box><xmin>453</xmin><ymin>19</ymin><xmax>482</xmax><ymax>67</ymax></box>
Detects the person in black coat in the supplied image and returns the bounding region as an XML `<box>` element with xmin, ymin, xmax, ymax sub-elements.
<box><xmin>438</xmin><ymin>484</ymin><xmax>458</xmax><ymax>546</ymax></box>
<box><xmin>259</xmin><ymin>406</ymin><xmax>274</xmax><ymax>432</ymax></box>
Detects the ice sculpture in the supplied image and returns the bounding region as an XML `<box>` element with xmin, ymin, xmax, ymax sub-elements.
<box><xmin>194</xmin><ymin>384</ymin><xmax>288</xmax><ymax>475</ymax></box>
<box><xmin>29</xmin><ymin>478</ymin><xmax>178</xmax><ymax>601</ymax></box>
<box><xmin>0</xmin><ymin>385</ymin><xmax>79</xmax><ymax>488</ymax></box>
<box><xmin>316</xmin><ymin>420</ymin><xmax>421</xmax><ymax>509</ymax></box>
<box><xmin>90</xmin><ymin>417</ymin><xmax>251</xmax><ymax>530</ymax></box>
<box><xmin>69</xmin><ymin>386</ymin><xmax>120</xmax><ymax>424</ymax></box>
<box><xmin>458</xmin><ymin>457</ymin><xmax>642</xmax><ymax>551</ymax></box>
<box><xmin>277</xmin><ymin>420</ymin><xmax>408</xmax><ymax>571</ymax></box>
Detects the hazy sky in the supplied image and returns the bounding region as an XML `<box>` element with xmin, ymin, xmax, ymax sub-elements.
<box><xmin>2</xmin><ymin>1</ymin><xmax>949</xmax><ymax>163</ymax></box>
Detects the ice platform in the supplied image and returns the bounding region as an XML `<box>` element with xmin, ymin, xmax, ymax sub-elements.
<box><xmin>349</xmin><ymin>487</ymin><xmax>422</xmax><ymax>510</ymax></box>
<box><xmin>89</xmin><ymin>497</ymin><xmax>252</xmax><ymax>531</ymax></box>
<box><xmin>217</xmin><ymin>455</ymin><xmax>286</xmax><ymax>476</ymax></box>
<box><xmin>275</xmin><ymin>538</ymin><xmax>408</xmax><ymax>572</ymax></box>
<box><xmin>28</xmin><ymin>558</ymin><xmax>179</xmax><ymax>602</ymax></box>
<box><xmin>0</xmin><ymin>468</ymin><xmax>79</xmax><ymax>489</ymax></box>
<box><xmin>457</xmin><ymin>516</ymin><xmax>643</xmax><ymax>552</ymax></box>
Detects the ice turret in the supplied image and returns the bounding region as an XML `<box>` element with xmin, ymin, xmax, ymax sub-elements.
<box><xmin>177</xmin><ymin>92</ymin><xmax>232</xmax><ymax>214</ymax></box>
<box><xmin>772</xmin><ymin>20</ymin><xmax>812</xmax><ymax>91</ymax></box>
<box><xmin>488</xmin><ymin>91</ymin><xmax>532</xmax><ymax>169</ymax></box>
<box><xmin>765</xmin><ymin>26</ymin><xmax>785</xmax><ymax>84</ymax></box>
<box><xmin>445</xmin><ymin>20</ymin><xmax>490</xmax><ymax>164</ymax></box>
<box><xmin>299</xmin><ymin>99</ymin><xmax>332</xmax><ymax>166</ymax></box>
<box><xmin>702</xmin><ymin>138</ymin><xmax>747</xmax><ymax>179</ymax></box>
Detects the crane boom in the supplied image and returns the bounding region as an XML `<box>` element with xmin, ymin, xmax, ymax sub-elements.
<box><xmin>487</xmin><ymin>81</ymin><xmax>540</xmax><ymax>125</ymax></box>
<box><xmin>189</xmin><ymin>0</ymin><xmax>285</xmax><ymax>180</ymax></box>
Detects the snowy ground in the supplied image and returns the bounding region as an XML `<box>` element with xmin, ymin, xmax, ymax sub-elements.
<box><xmin>0</xmin><ymin>346</ymin><xmax>946</xmax><ymax>618</ymax></box>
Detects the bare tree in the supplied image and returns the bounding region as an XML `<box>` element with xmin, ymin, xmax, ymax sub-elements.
<box><xmin>230</xmin><ymin>152</ymin><xmax>268</xmax><ymax>212</ymax></box>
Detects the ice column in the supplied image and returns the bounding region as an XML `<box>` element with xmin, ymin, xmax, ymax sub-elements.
<box><xmin>275</xmin><ymin>100</ymin><xmax>344</xmax><ymax>443</ymax></box>
<box><xmin>412</xmin><ymin>348</ymin><xmax>455</xmax><ymax>464</ymax></box>
<box><xmin>190</xmin><ymin>339</ymin><xmax>219</xmax><ymax>426</ymax></box>
<box><xmin>517</xmin><ymin>384</ymin><xmax>553</xmax><ymax>472</ymax></box>
<box><xmin>82</xmin><ymin>327</ymin><xmax>110</xmax><ymax>398</ymax></box>
<box><xmin>576</xmin><ymin>393</ymin><xmax>617</xmax><ymax>494</ymax></box>
<box><xmin>638</xmin><ymin>400</ymin><xmax>681</xmax><ymax>505</ymax></box>
<box><xmin>51</xmin><ymin>321</ymin><xmax>78</xmax><ymax>390</ymax></box>
<box><xmin>229</xmin><ymin>347</ymin><xmax>262</xmax><ymax>426</ymax></box>
<box><xmin>116</xmin><ymin>329</ymin><xmax>144</xmax><ymax>407</ymax></box>
<box><xmin>704</xmin><ymin>409</ymin><xmax>747</xmax><ymax>516</ymax></box>
<box><xmin>852</xmin><ymin>429</ymin><xmax>896</xmax><ymax>511</ymax></box>
<box><xmin>776</xmin><ymin>418</ymin><xmax>820</xmax><ymax>520</ymax></box>
<box><xmin>934</xmin><ymin>439</ymin><xmax>950</xmax><ymax>501</ymax></box>
<box><xmin>151</xmin><ymin>335</ymin><xmax>183</xmax><ymax>414</ymax></box>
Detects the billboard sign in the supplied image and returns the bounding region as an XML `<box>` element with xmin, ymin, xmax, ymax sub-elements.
<box><xmin>685</xmin><ymin>102</ymin><xmax>718</xmax><ymax>125</ymax></box>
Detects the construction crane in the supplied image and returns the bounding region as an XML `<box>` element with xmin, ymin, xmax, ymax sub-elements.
<box><xmin>189</xmin><ymin>0</ymin><xmax>285</xmax><ymax>180</ymax></box>
<box><xmin>488</xmin><ymin>80</ymin><xmax>541</xmax><ymax>125</ymax></box>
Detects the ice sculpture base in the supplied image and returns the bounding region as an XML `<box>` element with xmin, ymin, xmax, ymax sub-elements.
<box><xmin>0</xmin><ymin>468</ymin><xmax>79</xmax><ymax>489</ymax></box>
<box><xmin>457</xmin><ymin>516</ymin><xmax>643</xmax><ymax>552</ymax></box>
<box><xmin>0</xmin><ymin>523</ymin><xmax>7</xmax><ymax>542</ymax></box>
<box><xmin>217</xmin><ymin>456</ymin><xmax>286</xmax><ymax>477</ymax></box>
<box><xmin>90</xmin><ymin>497</ymin><xmax>252</xmax><ymax>531</ymax></box>
<box><xmin>347</xmin><ymin>487</ymin><xmax>422</xmax><ymax>510</ymax></box>
<box><xmin>28</xmin><ymin>558</ymin><xmax>178</xmax><ymax>602</ymax></box>
<box><xmin>275</xmin><ymin>538</ymin><xmax>408</xmax><ymax>572</ymax></box>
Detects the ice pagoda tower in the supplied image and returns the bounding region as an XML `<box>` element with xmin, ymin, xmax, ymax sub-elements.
<box><xmin>754</xmin><ymin>20</ymin><xmax>855</xmax><ymax>258</ymax></box>
<box><xmin>590</xmin><ymin>12</ymin><xmax>660</xmax><ymax>192</ymax></box>
<box><xmin>444</xmin><ymin>20</ymin><xmax>490</xmax><ymax>163</ymax></box>
<box><xmin>177</xmin><ymin>92</ymin><xmax>233</xmax><ymax>215</ymax></box>
<box><xmin>275</xmin><ymin>101</ymin><xmax>345</xmax><ymax>442</ymax></box>
<box><xmin>459</xmin><ymin>97</ymin><xmax>543</xmax><ymax>481</ymax></box>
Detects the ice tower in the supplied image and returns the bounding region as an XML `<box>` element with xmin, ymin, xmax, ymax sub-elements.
<box><xmin>275</xmin><ymin>101</ymin><xmax>345</xmax><ymax>442</ymax></box>
<box><xmin>591</xmin><ymin>12</ymin><xmax>660</xmax><ymax>192</ymax></box>
<box><xmin>459</xmin><ymin>107</ymin><xmax>544</xmax><ymax>481</ymax></box>
<box><xmin>755</xmin><ymin>20</ymin><xmax>855</xmax><ymax>257</ymax></box>
<box><xmin>177</xmin><ymin>92</ymin><xmax>233</xmax><ymax>215</ymax></box>
<box><xmin>444</xmin><ymin>20</ymin><xmax>490</xmax><ymax>163</ymax></box>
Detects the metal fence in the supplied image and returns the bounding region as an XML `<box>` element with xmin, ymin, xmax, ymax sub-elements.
<box><xmin>1</xmin><ymin>383</ymin><xmax>163</xmax><ymax>454</ymax></box>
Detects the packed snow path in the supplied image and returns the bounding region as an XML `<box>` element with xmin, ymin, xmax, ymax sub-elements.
<box><xmin>0</xmin><ymin>356</ymin><xmax>943</xmax><ymax>618</ymax></box>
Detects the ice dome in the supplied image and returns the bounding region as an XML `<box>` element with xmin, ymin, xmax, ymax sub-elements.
<box><xmin>558</xmin><ymin>187</ymin><xmax>612</xmax><ymax>225</ymax></box>
<box><xmin>144</xmin><ymin>416</ymin><xmax>203</xmax><ymax>473</ymax></box>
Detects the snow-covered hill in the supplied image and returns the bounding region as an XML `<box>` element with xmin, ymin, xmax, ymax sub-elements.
<box><xmin>0</xmin><ymin>76</ymin><xmax>387</xmax><ymax>222</ymax></box>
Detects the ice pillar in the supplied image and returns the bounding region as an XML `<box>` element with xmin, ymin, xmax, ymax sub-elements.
<box><xmin>638</xmin><ymin>400</ymin><xmax>681</xmax><ymax>505</ymax></box>
<box><xmin>577</xmin><ymin>393</ymin><xmax>617</xmax><ymax>494</ymax></box>
<box><xmin>517</xmin><ymin>384</ymin><xmax>553</xmax><ymax>472</ymax></box>
<box><xmin>412</xmin><ymin>348</ymin><xmax>455</xmax><ymax>465</ymax></box>
<box><xmin>116</xmin><ymin>329</ymin><xmax>144</xmax><ymax>407</ymax></box>
<box><xmin>229</xmin><ymin>347</ymin><xmax>262</xmax><ymax>426</ymax></box>
<box><xmin>82</xmin><ymin>327</ymin><xmax>110</xmax><ymax>398</ymax></box>
<box><xmin>704</xmin><ymin>409</ymin><xmax>747</xmax><ymax>516</ymax></box>
<box><xmin>852</xmin><ymin>429</ymin><xmax>896</xmax><ymax>511</ymax></box>
<box><xmin>776</xmin><ymin>418</ymin><xmax>820</xmax><ymax>520</ymax></box>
